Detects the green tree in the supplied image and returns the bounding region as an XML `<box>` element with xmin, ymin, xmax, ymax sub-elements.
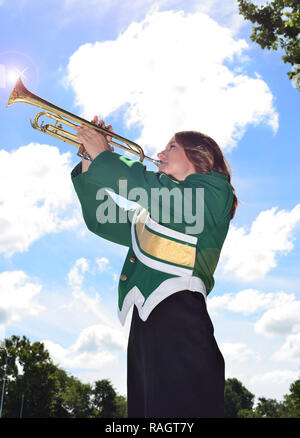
<box><xmin>237</xmin><ymin>0</ymin><xmax>300</xmax><ymax>89</ymax></box>
<box><xmin>224</xmin><ymin>378</ymin><xmax>255</xmax><ymax>418</ymax></box>
<box><xmin>255</xmin><ymin>397</ymin><xmax>285</xmax><ymax>417</ymax></box>
<box><xmin>0</xmin><ymin>335</ymin><xmax>128</xmax><ymax>418</ymax></box>
<box><xmin>282</xmin><ymin>377</ymin><xmax>300</xmax><ymax>417</ymax></box>
<box><xmin>114</xmin><ymin>394</ymin><xmax>128</xmax><ymax>418</ymax></box>
<box><xmin>0</xmin><ymin>335</ymin><xmax>70</xmax><ymax>418</ymax></box>
<box><xmin>93</xmin><ymin>379</ymin><xmax>118</xmax><ymax>418</ymax></box>
<box><xmin>62</xmin><ymin>375</ymin><xmax>94</xmax><ymax>418</ymax></box>
<box><xmin>238</xmin><ymin>408</ymin><xmax>261</xmax><ymax>417</ymax></box>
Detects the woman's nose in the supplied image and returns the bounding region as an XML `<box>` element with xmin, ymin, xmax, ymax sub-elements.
<box><xmin>158</xmin><ymin>150</ymin><xmax>166</xmax><ymax>159</ymax></box>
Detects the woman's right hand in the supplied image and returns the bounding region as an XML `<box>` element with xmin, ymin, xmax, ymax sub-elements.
<box><xmin>91</xmin><ymin>115</ymin><xmax>114</xmax><ymax>152</ymax></box>
<box><xmin>80</xmin><ymin>115</ymin><xmax>114</xmax><ymax>172</ymax></box>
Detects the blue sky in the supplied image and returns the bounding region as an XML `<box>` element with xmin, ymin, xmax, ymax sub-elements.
<box><xmin>0</xmin><ymin>0</ymin><xmax>299</xmax><ymax>404</ymax></box>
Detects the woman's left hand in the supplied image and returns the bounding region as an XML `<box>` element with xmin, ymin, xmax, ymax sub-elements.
<box><xmin>74</xmin><ymin>116</ymin><xmax>114</xmax><ymax>160</ymax></box>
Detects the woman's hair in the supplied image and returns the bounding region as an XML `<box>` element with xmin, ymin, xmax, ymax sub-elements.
<box><xmin>174</xmin><ymin>131</ymin><xmax>238</xmax><ymax>220</ymax></box>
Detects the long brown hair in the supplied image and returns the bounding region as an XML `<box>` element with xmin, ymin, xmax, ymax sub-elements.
<box><xmin>175</xmin><ymin>131</ymin><xmax>238</xmax><ymax>220</ymax></box>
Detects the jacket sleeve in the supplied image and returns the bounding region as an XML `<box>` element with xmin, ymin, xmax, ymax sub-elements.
<box><xmin>80</xmin><ymin>150</ymin><xmax>191</xmax><ymax>230</ymax></box>
<box><xmin>75</xmin><ymin>150</ymin><xmax>232</xmax><ymax>237</ymax></box>
<box><xmin>71</xmin><ymin>161</ymin><xmax>133</xmax><ymax>247</ymax></box>
<box><xmin>84</xmin><ymin>150</ymin><xmax>176</xmax><ymax>193</ymax></box>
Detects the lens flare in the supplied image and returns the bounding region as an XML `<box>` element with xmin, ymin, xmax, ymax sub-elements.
<box><xmin>7</xmin><ymin>67</ymin><xmax>28</xmax><ymax>85</ymax></box>
<box><xmin>0</xmin><ymin>50</ymin><xmax>39</xmax><ymax>103</ymax></box>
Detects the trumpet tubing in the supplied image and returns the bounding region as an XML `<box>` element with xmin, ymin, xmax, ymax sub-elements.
<box><xmin>7</xmin><ymin>77</ymin><xmax>161</xmax><ymax>167</ymax></box>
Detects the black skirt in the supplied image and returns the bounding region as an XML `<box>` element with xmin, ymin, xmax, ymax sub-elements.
<box><xmin>127</xmin><ymin>290</ymin><xmax>225</xmax><ymax>418</ymax></box>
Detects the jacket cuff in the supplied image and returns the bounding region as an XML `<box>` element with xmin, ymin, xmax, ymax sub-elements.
<box><xmin>88</xmin><ymin>150</ymin><xmax>115</xmax><ymax>173</ymax></box>
<box><xmin>84</xmin><ymin>150</ymin><xmax>124</xmax><ymax>187</ymax></box>
<box><xmin>71</xmin><ymin>161</ymin><xmax>83</xmax><ymax>179</ymax></box>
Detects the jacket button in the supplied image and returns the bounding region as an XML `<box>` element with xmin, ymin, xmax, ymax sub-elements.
<box><xmin>129</xmin><ymin>256</ymin><xmax>136</xmax><ymax>263</ymax></box>
<box><xmin>120</xmin><ymin>274</ymin><xmax>127</xmax><ymax>281</ymax></box>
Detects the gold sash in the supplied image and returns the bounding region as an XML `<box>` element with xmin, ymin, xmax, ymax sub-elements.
<box><xmin>135</xmin><ymin>209</ymin><xmax>196</xmax><ymax>268</ymax></box>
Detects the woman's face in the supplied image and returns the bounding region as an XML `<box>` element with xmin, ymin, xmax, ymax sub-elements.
<box><xmin>157</xmin><ymin>136</ymin><xmax>196</xmax><ymax>181</ymax></box>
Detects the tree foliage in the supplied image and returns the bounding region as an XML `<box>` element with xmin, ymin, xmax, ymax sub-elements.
<box><xmin>282</xmin><ymin>378</ymin><xmax>300</xmax><ymax>417</ymax></box>
<box><xmin>224</xmin><ymin>378</ymin><xmax>255</xmax><ymax>417</ymax></box>
<box><xmin>0</xmin><ymin>335</ymin><xmax>68</xmax><ymax>418</ymax></box>
<box><xmin>237</xmin><ymin>0</ymin><xmax>300</xmax><ymax>89</ymax></box>
<box><xmin>0</xmin><ymin>336</ymin><xmax>127</xmax><ymax>418</ymax></box>
<box><xmin>225</xmin><ymin>375</ymin><xmax>300</xmax><ymax>418</ymax></box>
<box><xmin>93</xmin><ymin>379</ymin><xmax>118</xmax><ymax>418</ymax></box>
<box><xmin>0</xmin><ymin>335</ymin><xmax>299</xmax><ymax>418</ymax></box>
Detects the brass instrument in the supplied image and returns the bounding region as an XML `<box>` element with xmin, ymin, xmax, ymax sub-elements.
<box><xmin>7</xmin><ymin>77</ymin><xmax>161</xmax><ymax>166</ymax></box>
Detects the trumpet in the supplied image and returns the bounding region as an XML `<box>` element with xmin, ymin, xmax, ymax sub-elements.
<box><xmin>7</xmin><ymin>77</ymin><xmax>161</xmax><ymax>166</ymax></box>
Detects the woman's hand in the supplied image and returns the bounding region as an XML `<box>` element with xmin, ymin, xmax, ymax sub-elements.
<box><xmin>74</xmin><ymin>115</ymin><xmax>114</xmax><ymax>161</ymax></box>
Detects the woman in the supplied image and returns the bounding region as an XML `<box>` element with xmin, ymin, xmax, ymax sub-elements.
<box><xmin>71</xmin><ymin>117</ymin><xmax>238</xmax><ymax>418</ymax></box>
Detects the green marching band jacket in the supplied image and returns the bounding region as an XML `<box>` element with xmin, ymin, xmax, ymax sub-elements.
<box><xmin>71</xmin><ymin>150</ymin><xmax>234</xmax><ymax>326</ymax></box>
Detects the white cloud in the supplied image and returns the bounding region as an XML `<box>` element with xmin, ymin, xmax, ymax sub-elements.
<box><xmin>67</xmin><ymin>256</ymin><xmax>112</xmax><ymax>292</ymax></box>
<box><xmin>208</xmin><ymin>288</ymin><xmax>300</xmax><ymax>335</ymax></box>
<box><xmin>73</xmin><ymin>323</ymin><xmax>127</xmax><ymax>352</ymax></box>
<box><xmin>254</xmin><ymin>301</ymin><xmax>300</xmax><ymax>338</ymax></box>
<box><xmin>253</xmin><ymin>298</ymin><xmax>300</xmax><ymax>363</ymax></box>
<box><xmin>208</xmin><ymin>289</ymin><xmax>295</xmax><ymax>316</ymax></box>
<box><xmin>273</xmin><ymin>333</ymin><xmax>300</xmax><ymax>363</ymax></box>
<box><xmin>220</xmin><ymin>204</ymin><xmax>300</xmax><ymax>281</ymax></box>
<box><xmin>67</xmin><ymin>257</ymin><xmax>90</xmax><ymax>290</ymax></box>
<box><xmin>44</xmin><ymin>323</ymin><xmax>127</xmax><ymax>369</ymax></box>
<box><xmin>63</xmin><ymin>286</ymin><xmax>122</xmax><ymax>330</ymax></box>
<box><xmin>0</xmin><ymin>270</ymin><xmax>44</xmax><ymax>326</ymax></box>
<box><xmin>96</xmin><ymin>256</ymin><xmax>110</xmax><ymax>272</ymax></box>
<box><xmin>220</xmin><ymin>342</ymin><xmax>257</xmax><ymax>363</ymax></box>
<box><xmin>65</xmin><ymin>8</ymin><xmax>278</xmax><ymax>155</ymax></box>
<box><xmin>250</xmin><ymin>369</ymin><xmax>299</xmax><ymax>387</ymax></box>
<box><xmin>0</xmin><ymin>144</ymin><xmax>81</xmax><ymax>257</ymax></box>
<box><xmin>60</xmin><ymin>0</ymin><xmax>256</xmax><ymax>37</ymax></box>
<box><xmin>248</xmin><ymin>369</ymin><xmax>300</xmax><ymax>402</ymax></box>
<box><xmin>208</xmin><ymin>288</ymin><xmax>300</xmax><ymax>364</ymax></box>
<box><xmin>44</xmin><ymin>256</ymin><xmax>126</xmax><ymax>370</ymax></box>
<box><xmin>65</xmin><ymin>257</ymin><xmax>121</xmax><ymax>331</ymax></box>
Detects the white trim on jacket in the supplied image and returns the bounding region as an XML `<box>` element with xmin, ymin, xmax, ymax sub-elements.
<box><xmin>118</xmin><ymin>276</ymin><xmax>207</xmax><ymax>325</ymax></box>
